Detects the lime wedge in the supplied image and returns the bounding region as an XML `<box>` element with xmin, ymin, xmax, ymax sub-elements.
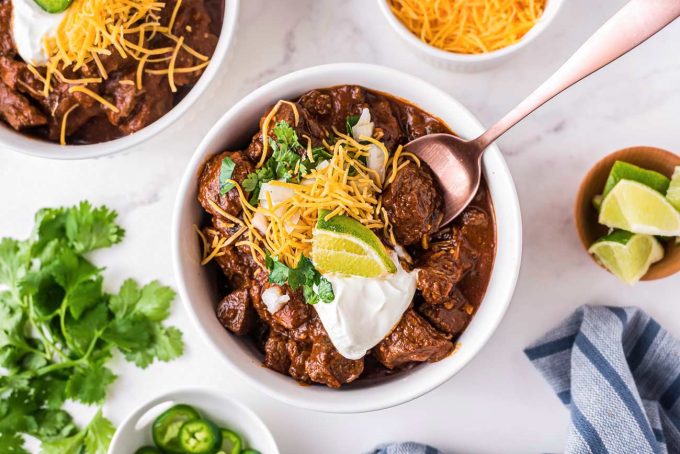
<box><xmin>588</xmin><ymin>231</ymin><xmax>664</xmax><ymax>284</ymax></box>
<box><xmin>312</xmin><ymin>210</ymin><xmax>396</xmax><ymax>277</ymax></box>
<box><xmin>667</xmin><ymin>166</ymin><xmax>680</xmax><ymax>212</ymax></box>
<box><xmin>602</xmin><ymin>161</ymin><xmax>670</xmax><ymax>198</ymax></box>
<box><xmin>599</xmin><ymin>180</ymin><xmax>680</xmax><ymax>236</ymax></box>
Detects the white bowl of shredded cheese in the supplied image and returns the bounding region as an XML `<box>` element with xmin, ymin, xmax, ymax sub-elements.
<box><xmin>0</xmin><ymin>0</ymin><xmax>240</xmax><ymax>160</ymax></box>
<box><xmin>172</xmin><ymin>63</ymin><xmax>523</xmax><ymax>413</ymax></box>
<box><xmin>377</xmin><ymin>0</ymin><xmax>564</xmax><ymax>72</ymax></box>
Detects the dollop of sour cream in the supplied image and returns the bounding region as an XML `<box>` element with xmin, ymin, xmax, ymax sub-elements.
<box><xmin>313</xmin><ymin>253</ymin><xmax>418</xmax><ymax>360</ymax></box>
<box><xmin>11</xmin><ymin>0</ymin><xmax>65</xmax><ymax>65</ymax></box>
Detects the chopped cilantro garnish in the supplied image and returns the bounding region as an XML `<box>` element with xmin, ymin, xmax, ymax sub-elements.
<box><xmin>243</xmin><ymin>121</ymin><xmax>330</xmax><ymax>205</ymax></box>
<box><xmin>265</xmin><ymin>255</ymin><xmax>334</xmax><ymax>305</ymax></box>
<box><xmin>219</xmin><ymin>156</ymin><xmax>236</xmax><ymax>195</ymax></box>
<box><xmin>0</xmin><ymin>202</ymin><xmax>183</xmax><ymax>453</ymax></box>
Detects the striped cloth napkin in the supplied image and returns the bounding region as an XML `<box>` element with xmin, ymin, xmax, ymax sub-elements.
<box><xmin>525</xmin><ymin>305</ymin><xmax>680</xmax><ymax>454</ymax></box>
<box><xmin>368</xmin><ymin>443</ymin><xmax>442</xmax><ymax>454</ymax></box>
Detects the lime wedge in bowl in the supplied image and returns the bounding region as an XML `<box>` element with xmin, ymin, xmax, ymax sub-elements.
<box><xmin>599</xmin><ymin>180</ymin><xmax>680</xmax><ymax>236</ymax></box>
<box><xmin>588</xmin><ymin>231</ymin><xmax>664</xmax><ymax>284</ymax></box>
<box><xmin>312</xmin><ymin>210</ymin><xmax>396</xmax><ymax>277</ymax></box>
<box><xmin>602</xmin><ymin>161</ymin><xmax>671</xmax><ymax>198</ymax></box>
<box><xmin>667</xmin><ymin>166</ymin><xmax>680</xmax><ymax>211</ymax></box>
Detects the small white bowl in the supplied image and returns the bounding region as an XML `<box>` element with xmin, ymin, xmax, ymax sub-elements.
<box><xmin>172</xmin><ymin>63</ymin><xmax>522</xmax><ymax>413</ymax></box>
<box><xmin>376</xmin><ymin>0</ymin><xmax>564</xmax><ymax>71</ymax></box>
<box><xmin>0</xmin><ymin>0</ymin><xmax>240</xmax><ymax>160</ymax></box>
<box><xmin>108</xmin><ymin>388</ymin><xmax>279</xmax><ymax>454</ymax></box>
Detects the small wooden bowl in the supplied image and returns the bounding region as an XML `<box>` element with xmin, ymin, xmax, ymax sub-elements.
<box><xmin>574</xmin><ymin>146</ymin><xmax>680</xmax><ymax>281</ymax></box>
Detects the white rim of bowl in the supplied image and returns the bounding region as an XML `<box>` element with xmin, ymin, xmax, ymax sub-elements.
<box><xmin>0</xmin><ymin>0</ymin><xmax>240</xmax><ymax>160</ymax></box>
<box><xmin>375</xmin><ymin>0</ymin><xmax>564</xmax><ymax>63</ymax></box>
<box><xmin>172</xmin><ymin>63</ymin><xmax>523</xmax><ymax>413</ymax></box>
<box><xmin>108</xmin><ymin>387</ymin><xmax>279</xmax><ymax>454</ymax></box>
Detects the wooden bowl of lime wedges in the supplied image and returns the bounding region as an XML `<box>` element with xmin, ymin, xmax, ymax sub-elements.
<box><xmin>575</xmin><ymin>146</ymin><xmax>680</xmax><ymax>284</ymax></box>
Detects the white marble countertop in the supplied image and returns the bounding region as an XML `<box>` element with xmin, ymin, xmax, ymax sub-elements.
<box><xmin>2</xmin><ymin>0</ymin><xmax>680</xmax><ymax>452</ymax></box>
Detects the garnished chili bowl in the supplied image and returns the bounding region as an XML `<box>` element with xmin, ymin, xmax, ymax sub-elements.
<box><xmin>172</xmin><ymin>63</ymin><xmax>522</xmax><ymax>413</ymax></box>
<box><xmin>376</xmin><ymin>0</ymin><xmax>564</xmax><ymax>72</ymax></box>
<box><xmin>108</xmin><ymin>388</ymin><xmax>279</xmax><ymax>454</ymax></box>
<box><xmin>0</xmin><ymin>0</ymin><xmax>239</xmax><ymax>160</ymax></box>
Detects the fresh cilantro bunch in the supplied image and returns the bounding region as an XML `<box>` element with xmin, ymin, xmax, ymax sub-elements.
<box><xmin>265</xmin><ymin>255</ymin><xmax>334</xmax><ymax>305</ymax></box>
<box><xmin>242</xmin><ymin>121</ymin><xmax>330</xmax><ymax>204</ymax></box>
<box><xmin>0</xmin><ymin>202</ymin><xmax>183</xmax><ymax>453</ymax></box>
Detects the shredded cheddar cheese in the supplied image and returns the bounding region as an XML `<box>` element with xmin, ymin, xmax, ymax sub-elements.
<box><xmin>388</xmin><ymin>0</ymin><xmax>546</xmax><ymax>54</ymax></box>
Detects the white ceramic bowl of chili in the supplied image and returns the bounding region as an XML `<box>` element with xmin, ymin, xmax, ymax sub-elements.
<box><xmin>172</xmin><ymin>63</ymin><xmax>523</xmax><ymax>413</ymax></box>
<box><xmin>0</xmin><ymin>0</ymin><xmax>239</xmax><ymax>160</ymax></box>
<box><xmin>376</xmin><ymin>0</ymin><xmax>564</xmax><ymax>72</ymax></box>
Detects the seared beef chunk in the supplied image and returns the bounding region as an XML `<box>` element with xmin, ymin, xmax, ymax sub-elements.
<box><xmin>416</xmin><ymin>244</ymin><xmax>474</xmax><ymax>305</ymax></box>
<box><xmin>418</xmin><ymin>288</ymin><xmax>470</xmax><ymax>336</ymax></box>
<box><xmin>103</xmin><ymin>73</ymin><xmax>174</xmax><ymax>135</ymax></box>
<box><xmin>203</xmin><ymin>225</ymin><xmax>256</xmax><ymax>289</ymax></box>
<box><xmin>0</xmin><ymin>82</ymin><xmax>47</xmax><ymax>129</ymax></box>
<box><xmin>0</xmin><ymin>0</ymin><xmax>220</xmax><ymax>144</ymax></box>
<box><xmin>374</xmin><ymin>310</ymin><xmax>454</xmax><ymax>369</ymax></box>
<box><xmin>158</xmin><ymin>0</ymin><xmax>218</xmax><ymax>86</ymax></box>
<box><xmin>203</xmin><ymin>87</ymin><xmax>496</xmax><ymax>388</ymax></box>
<box><xmin>382</xmin><ymin>162</ymin><xmax>443</xmax><ymax>246</ymax></box>
<box><xmin>263</xmin><ymin>333</ymin><xmax>290</xmax><ymax>374</ymax></box>
<box><xmin>271</xmin><ymin>290</ymin><xmax>310</xmax><ymax>331</ymax></box>
<box><xmin>216</xmin><ymin>288</ymin><xmax>256</xmax><ymax>336</ymax></box>
<box><xmin>286</xmin><ymin>340</ymin><xmax>311</xmax><ymax>382</ymax></box>
<box><xmin>305</xmin><ymin>338</ymin><xmax>364</xmax><ymax>388</ymax></box>
<box><xmin>0</xmin><ymin>0</ymin><xmax>14</xmax><ymax>57</ymax></box>
<box><xmin>198</xmin><ymin>151</ymin><xmax>255</xmax><ymax>217</ymax></box>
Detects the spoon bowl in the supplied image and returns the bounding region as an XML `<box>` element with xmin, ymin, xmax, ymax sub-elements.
<box><xmin>405</xmin><ymin>134</ymin><xmax>482</xmax><ymax>224</ymax></box>
<box><xmin>574</xmin><ymin>146</ymin><xmax>680</xmax><ymax>281</ymax></box>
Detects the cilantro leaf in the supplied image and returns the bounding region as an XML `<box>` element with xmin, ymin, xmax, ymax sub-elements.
<box><xmin>317</xmin><ymin>277</ymin><xmax>334</xmax><ymax>304</ymax></box>
<box><xmin>0</xmin><ymin>432</ymin><xmax>29</xmax><ymax>454</ymax></box>
<box><xmin>265</xmin><ymin>255</ymin><xmax>334</xmax><ymax>305</ymax></box>
<box><xmin>83</xmin><ymin>409</ymin><xmax>115</xmax><ymax>454</ymax></box>
<box><xmin>0</xmin><ymin>238</ymin><xmax>28</xmax><ymax>288</ymax></box>
<box><xmin>64</xmin><ymin>202</ymin><xmax>125</xmax><ymax>253</ymax></box>
<box><xmin>121</xmin><ymin>325</ymin><xmax>183</xmax><ymax>368</ymax></box>
<box><xmin>219</xmin><ymin>156</ymin><xmax>236</xmax><ymax>195</ymax></box>
<box><xmin>65</xmin><ymin>364</ymin><xmax>116</xmax><ymax>404</ymax></box>
<box><xmin>265</xmin><ymin>255</ymin><xmax>290</xmax><ymax>286</ymax></box>
<box><xmin>109</xmin><ymin>280</ymin><xmax>175</xmax><ymax>322</ymax></box>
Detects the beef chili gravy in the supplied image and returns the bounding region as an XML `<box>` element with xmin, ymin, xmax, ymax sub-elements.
<box><xmin>197</xmin><ymin>85</ymin><xmax>497</xmax><ymax>388</ymax></box>
<box><xmin>0</xmin><ymin>0</ymin><xmax>223</xmax><ymax>145</ymax></box>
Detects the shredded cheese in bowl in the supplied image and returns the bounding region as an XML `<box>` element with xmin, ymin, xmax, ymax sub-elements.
<box><xmin>387</xmin><ymin>0</ymin><xmax>547</xmax><ymax>55</ymax></box>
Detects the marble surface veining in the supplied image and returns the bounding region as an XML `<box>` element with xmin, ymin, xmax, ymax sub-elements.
<box><xmin>1</xmin><ymin>0</ymin><xmax>679</xmax><ymax>452</ymax></box>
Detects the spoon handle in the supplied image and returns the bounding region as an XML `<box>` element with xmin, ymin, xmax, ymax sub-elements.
<box><xmin>474</xmin><ymin>0</ymin><xmax>680</xmax><ymax>151</ymax></box>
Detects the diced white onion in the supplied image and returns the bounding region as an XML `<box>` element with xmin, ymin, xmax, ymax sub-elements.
<box><xmin>367</xmin><ymin>144</ymin><xmax>385</xmax><ymax>184</ymax></box>
<box><xmin>252</xmin><ymin>212</ymin><xmax>268</xmax><ymax>234</ymax></box>
<box><xmin>262</xmin><ymin>286</ymin><xmax>290</xmax><ymax>314</ymax></box>
<box><xmin>352</xmin><ymin>108</ymin><xmax>374</xmax><ymax>140</ymax></box>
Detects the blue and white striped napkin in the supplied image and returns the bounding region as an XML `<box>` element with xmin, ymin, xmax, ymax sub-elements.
<box><xmin>368</xmin><ymin>443</ymin><xmax>442</xmax><ymax>454</ymax></box>
<box><xmin>525</xmin><ymin>305</ymin><xmax>680</xmax><ymax>454</ymax></box>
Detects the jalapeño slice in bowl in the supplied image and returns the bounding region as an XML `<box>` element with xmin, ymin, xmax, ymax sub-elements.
<box><xmin>33</xmin><ymin>0</ymin><xmax>73</xmax><ymax>14</ymax></box>
<box><xmin>178</xmin><ymin>419</ymin><xmax>222</xmax><ymax>454</ymax></box>
<box><xmin>219</xmin><ymin>428</ymin><xmax>243</xmax><ymax>454</ymax></box>
<box><xmin>152</xmin><ymin>404</ymin><xmax>202</xmax><ymax>453</ymax></box>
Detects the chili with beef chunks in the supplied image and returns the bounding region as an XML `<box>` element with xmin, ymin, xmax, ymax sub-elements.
<box><xmin>196</xmin><ymin>85</ymin><xmax>496</xmax><ymax>388</ymax></box>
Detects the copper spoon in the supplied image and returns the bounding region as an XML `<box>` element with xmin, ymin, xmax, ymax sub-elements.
<box><xmin>407</xmin><ymin>0</ymin><xmax>680</xmax><ymax>225</ymax></box>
